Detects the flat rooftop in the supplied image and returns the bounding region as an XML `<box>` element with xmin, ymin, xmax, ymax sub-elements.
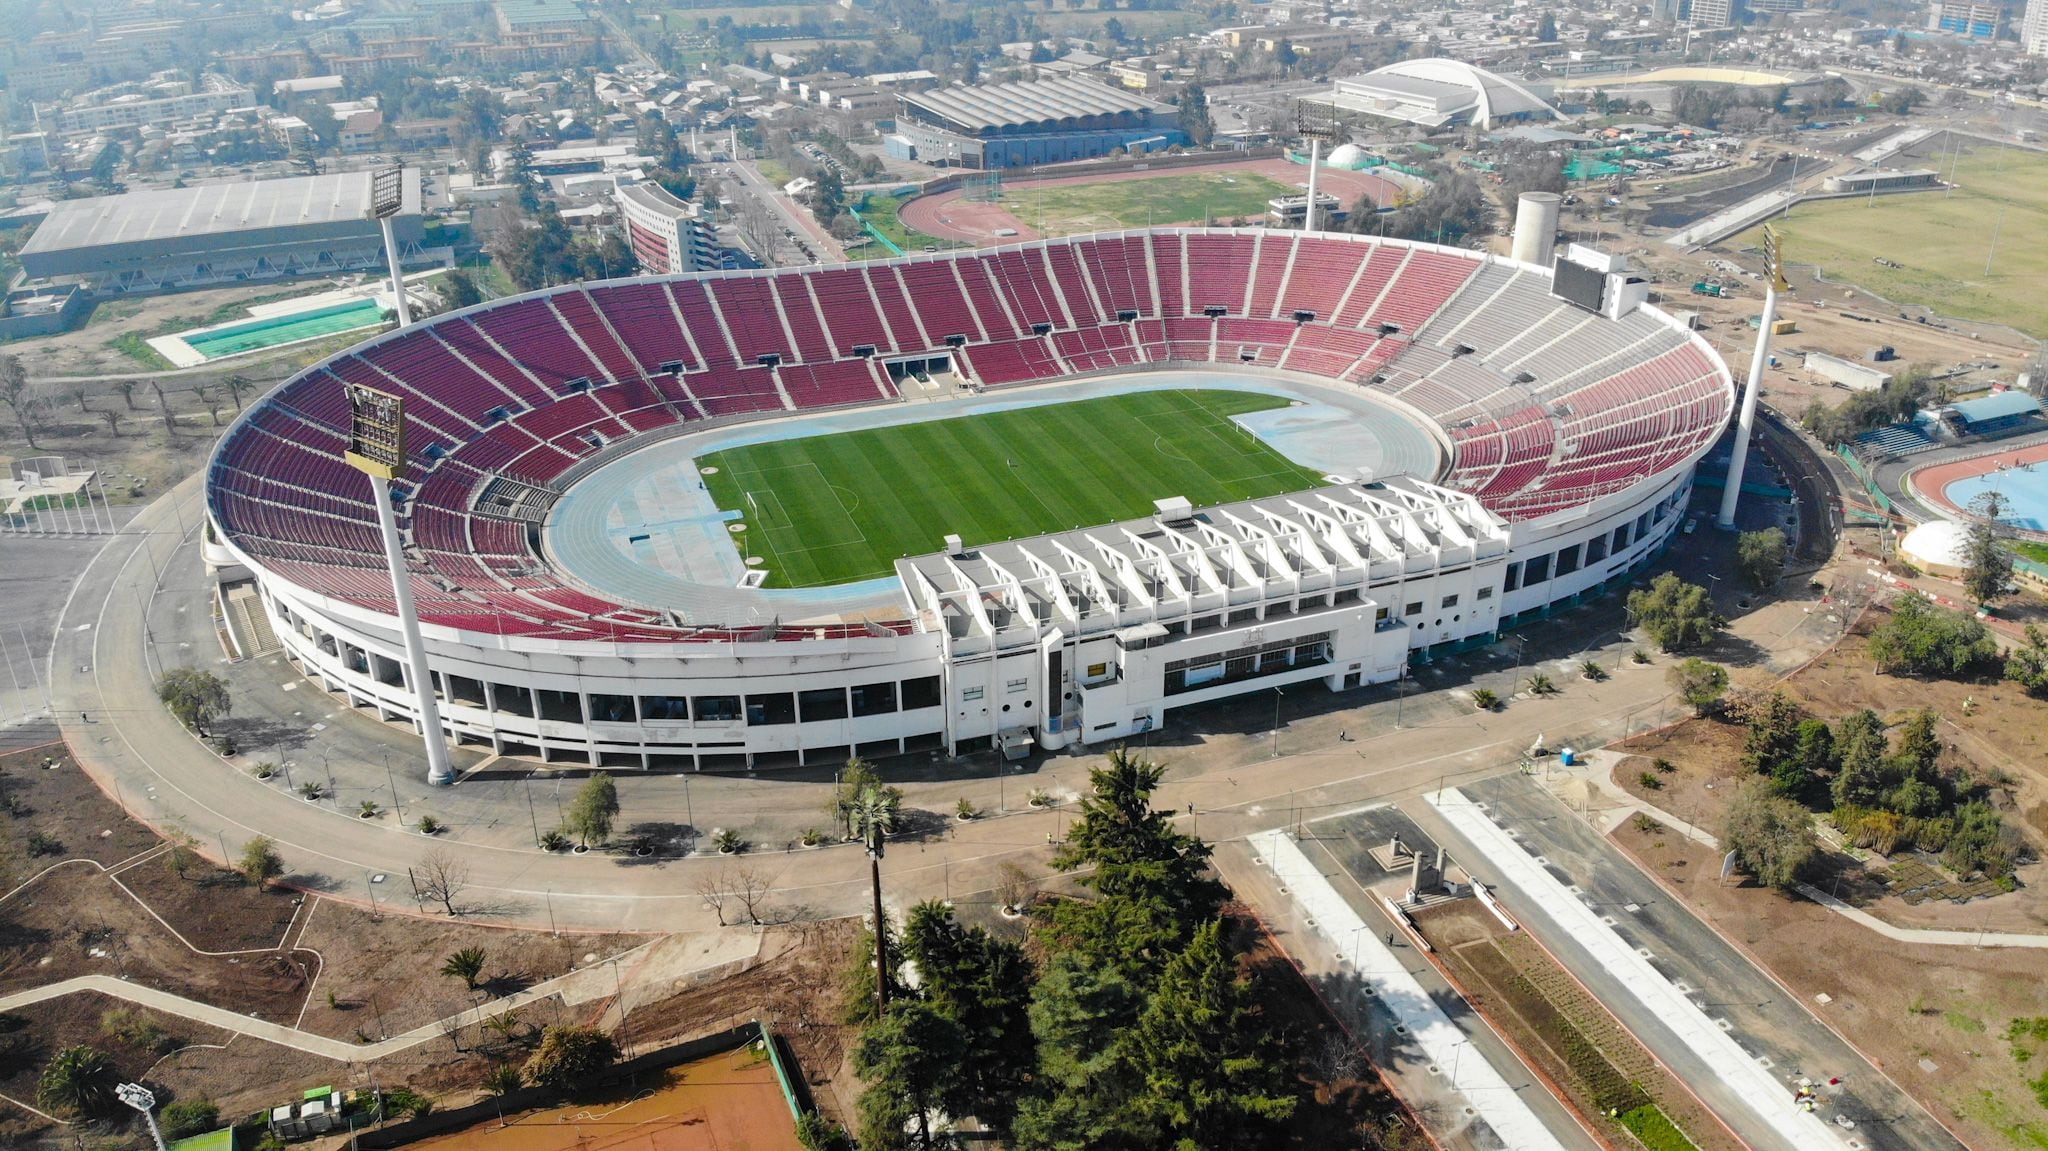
<box><xmin>901</xmin><ymin>75</ymin><xmax>1169</xmax><ymax>133</ymax></box>
<box><xmin>19</xmin><ymin>169</ymin><xmax>421</xmax><ymax>256</ymax></box>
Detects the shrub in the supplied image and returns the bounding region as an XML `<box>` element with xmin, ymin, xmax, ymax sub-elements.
<box><xmin>1637</xmin><ymin>771</ymin><xmax>1664</xmax><ymax>791</ymax></box>
<box><xmin>1581</xmin><ymin>660</ymin><xmax>1608</xmax><ymax>681</ymax></box>
<box><xmin>713</xmin><ymin>828</ymin><xmax>745</xmax><ymax>854</ymax></box>
<box><xmin>384</xmin><ymin>1088</ymin><xmax>434</xmax><ymax>1118</ymax></box>
<box><xmin>1654</xmin><ymin>758</ymin><xmax>1676</xmax><ymax>774</ymax></box>
<box><xmin>161</xmin><ymin>1097</ymin><xmax>220</xmax><ymax>1139</ymax></box>
<box><xmin>522</xmin><ymin>1026</ymin><xmax>619</xmax><ymax>1090</ymax></box>
<box><xmin>1868</xmin><ymin>593</ymin><xmax>1998</xmax><ymax>677</ymax></box>
<box><xmin>955</xmin><ymin>796</ymin><xmax>978</xmax><ymax>820</ymax></box>
<box><xmin>1526</xmin><ymin>671</ymin><xmax>1558</xmax><ymax>695</ymax></box>
<box><xmin>298</xmin><ymin>781</ymin><xmax>322</xmax><ymax>800</ymax></box>
<box><xmin>25</xmin><ymin>831</ymin><xmax>62</xmax><ymax>857</ymax></box>
<box><xmin>1472</xmin><ymin>687</ymin><xmax>1500</xmax><ymax>710</ymax></box>
<box><xmin>358</xmin><ymin>800</ymin><xmax>379</xmax><ymax>818</ymax></box>
<box><xmin>1630</xmin><ymin>647</ymin><xmax>1652</xmax><ymax>665</ymax></box>
<box><xmin>417</xmin><ymin>815</ymin><xmax>445</xmax><ymax>835</ymax></box>
<box><xmin>539</xmin><ymin>830</ymin><xmax>571</xmax><ymax>851</ymax></box>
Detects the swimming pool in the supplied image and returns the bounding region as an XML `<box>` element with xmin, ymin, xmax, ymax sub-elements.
<box><xmin>183</xmin><ymin>298</ymin><xmax>388</xmax><ymax>360</ymax></box>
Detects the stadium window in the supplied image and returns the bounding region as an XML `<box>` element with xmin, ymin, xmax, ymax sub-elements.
<box><xmin>961</xmin><ymin>686</ymin><xmax>986</xmax><ymax>703</ymax></box>
<box><xmin>589</xmin><ymin>694</ymin><xmax>636</xmax><ymax>723</ymax></box>
<box><xmin>1555</xmin><ymin>545</ymin><xmax>1581</xmax><ymax>577</ymax></box>
<box><xmin>693</xmin><ymin>695</ymin><xmax>742</xmax><ymax>722</ymax></box>
<box><xmin>746</xmin><ymin>693</ymin><xmax>796</xmax><ymax>726</ymax></box>
<box><xmin>1375</xmin><ymin>606</ymin><xmax>1390</xmax><ymax>623</ymax></box>
<box><xmin>1228</xmin><ymin>607</ymin><xmax>1259</xmax><ymax>626</ymax></box>
<box><xmin>1086</xmin><ymin>662</ymin><xmax>1108</xmax><ymax>679</ymax></box>
<box><xmin>1586</xmin><ymin>533</ymin><xmax>1610</xmax><ymax>563</ymax></box>
<box><xmin>1300</xmin><ymin>594</ymin><xmax>1327</xmax><ymax>611</ymax></box>
<box><xmin>1334</xmin><ymin>589</ymin><xmax>1361</xmax><ymax>606</ymax></box>
<box><xmin>639</xmin><ymin>695</ymin><xmax>689</xmax><ymax>721</ymax></box>
<box><xmin>1404</xmin><ymin>601</ymin><xmax>1423</xmax><ymax>617</ymax></box>
<box><xmin>536</xmin><ymin>689</ymin><xmax>582</xmax><ymax>723</ymax></box>
<box><xmin>901</xmin><ymin>676</ymin><xmax>943</xmax><ymax>710</ymax></box>
<box><xmin>1192</xmin><ymin>614</ymin><xmax>1221</xmax><ymax>631</ymax></box>
<box><xmin>1524</xmin><ymin>554</ymin><xmax>1552</xmax><ymax>584</ymax></box>
<box><xmin>1476</xmin><ymin>587</ymin><xmax>1494</xmax><ymax>601</ymax></box>
<box><xmin>1635</xmin><ymin>512</ymin><xmax>1651</xmax><ymax>538</ymax></box>
<box><xmin>493</xmin><ymin>684</ymin><xmax>534</xmax><ymax>717</ymax></box>
<box><xmin>1613</xmin><ymin>524</ymin><xmax>1631</xmax><ymax>552</ymax></box>
<box><xmin>850</xmin><ymin>681</ymin><xmax>897</xmax><ymax>717</ymax></box>
<box><xmin>799</xmin><ymin>688</ymin><xmax>849</xmax><ymax>723</ymax></box>
<box><xmin>1441</xmin><ymin>594</ymin><xmax>1459</xmax><ymax>608</ymax></box>
<box><xmin>448</xmin><ymin>675</ymin><xmax>488</xmax><ymax>707</ymax></box>
<box><xmin>1006</xmin><ymin>678</ymin><xmax>1029</xmax><ymax>695</ymax></box>
<box><xmin>1503</xmin><ymin>563</ymin><xmax>1522</xmax><ymax>592</ymax></box>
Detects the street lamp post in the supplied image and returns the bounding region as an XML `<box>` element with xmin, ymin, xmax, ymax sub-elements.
<box><xmin>117</xmin><ymin>1083</ymin><xmax>167</xmax><ymax>1151</ymax></box>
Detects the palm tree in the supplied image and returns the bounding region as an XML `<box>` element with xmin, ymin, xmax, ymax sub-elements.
<box><xmin>849</xmin><ymin>786</ymin><xmax>896</xmax><ymax>1016</ymax></box>
<box><xmin>440</xmin><ymin>946</ymin><xmax>487</xmax><ymax>990</ymax></box>
<box><xmin>37</xmin><ymin>1045</ymin><xmax>119</xmax><ymax>1119</ymax></box>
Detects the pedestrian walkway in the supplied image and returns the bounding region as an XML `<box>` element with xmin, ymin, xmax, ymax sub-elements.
<box><xmin>1250</xmin><ymin>829</ymin><xmax>1574</xmax><ymax>1151</ymax></box>
<box><xmin>0</xmin><ymin>930</ymin><xmax>759</xmax><ymax>1064</ymax></box>
<box><xmin>1559</xmin><ymin>750</ymin><xmax>2048</xmax><ymax>949</ymax></box>
<box><xmin>1426</xmin><ymin>787</ymin><xmax>1848</xmax><ymax>1148</ymax></box>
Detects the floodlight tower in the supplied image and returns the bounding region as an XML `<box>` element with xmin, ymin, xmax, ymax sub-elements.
<box><xmin>1716</xmin><ymin>224</ymin><xmax>1788</xmax><ymax>530</ymax></box>
<box><xmin>116</xmin><ymin>1083</ymin><xmax>167</xmax><ymax>1151</ymax></box>
<box><xmin>368</xmin><ymin>166</ymin><xmax>412</xmax><ymax>326</ymax></box>
<box><xmin>1295</xmin><ymin>101</ymin><xmax>1342</xmax><ymax>232</ymax></box>
<box><xmin>345</xmin><ymin>383</ymin><xmax>455</xmax><ymax>786</ymax></box>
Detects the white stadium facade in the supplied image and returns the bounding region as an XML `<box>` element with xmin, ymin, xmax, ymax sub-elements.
<box><xmin>202</xmin><ymin>228</ymin><xmax>1733</xmax><ymax>774</ymax></box>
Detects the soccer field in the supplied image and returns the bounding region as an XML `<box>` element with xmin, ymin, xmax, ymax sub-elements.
<box><xmin>696</xmin><ymin>390</ymin><xmax>1325</xmax><ymax>587</ymax></box>
<box><xmin>1735</xmin><ymin>145</ymin><xmax>2048</xmax><ymax>338</ymax></box>
<box><xmin>999</xmin><ymin>171</ymin><xmax>1297</xmax><ymax>235</ymax></box>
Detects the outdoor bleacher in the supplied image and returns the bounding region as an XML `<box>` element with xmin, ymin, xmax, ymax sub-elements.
<box><xmin>209</xmin><ymin>229</ymin><xmax>1730</xmax><ymax>643</ymax></box>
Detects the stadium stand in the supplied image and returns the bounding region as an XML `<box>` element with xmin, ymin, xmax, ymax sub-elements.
<box><xmin>210</xmin><ymin>229</ymin><xmax>1728</xmax><ymax>643</ymax></box>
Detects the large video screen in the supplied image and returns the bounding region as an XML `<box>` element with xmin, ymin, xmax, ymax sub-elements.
<box><xmin>1551</xmin><ymin>256</ymin><xmax>1607</xmax><ymax>313</ymax></box>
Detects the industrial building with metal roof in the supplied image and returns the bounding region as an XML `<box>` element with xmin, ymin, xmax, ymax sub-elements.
<box><xmin>891</xmin><ymin>76</ymin><xmax>1186</xmax><ymax>168</ymax></box>
<box><xmin>19</xmin><ymin>169</ymin><xmax>425</xmax><ymax>292</ymax></box>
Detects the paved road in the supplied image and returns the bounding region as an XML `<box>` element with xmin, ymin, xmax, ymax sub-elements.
<box><xmin>1425</xmin><ymin>776</ymin><xmax>1965</xmax><ymax>1151</ymax></box>
<box><xmin>45</xmin><ymin>473</ymin><xmax>1854</xmax><ymax>937</ymax></box>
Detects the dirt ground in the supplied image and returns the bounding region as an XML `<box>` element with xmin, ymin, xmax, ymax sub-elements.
<box><xmin>1613</xmin><ymin>608</ymin><xmax>2048</xmax><ymax>932</ymax></box>
<box><xmin>1415</xmin><ymin>899</ymin><xmax>1744</xmax><ymax>1151</ymax></box>
<box><xmin>0</xmin><ymin>744</ymin><xmax>860</xmax><ymax>1146</ymax></box>
<box><xmin>1612</xmin><ymin>816</ymin><xmax>2048</xmax><ymax>1151</ymax></box>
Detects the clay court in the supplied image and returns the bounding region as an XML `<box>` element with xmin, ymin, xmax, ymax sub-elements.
<box><xmin>900</xmin><ymin>156</ymin><xmax>1407</xmax><ymax>243</ymax></box>
<box><xmin>408</xmin><ymin>1047</ymin><xmax>800</xmax><ymax>1151</ymax></box>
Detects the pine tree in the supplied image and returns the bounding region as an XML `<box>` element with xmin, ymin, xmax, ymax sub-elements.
<box><xmin>1831</xmin><ymin>709</ymin><xmax>1890</xmax><ymax>808</ymax></box>
<box><xmin>902</xmin><ymin>902</ymin><xmax>1035</xmax><ymax>1137</ymax></box>
<box><xmin>1125</xmin><ymin>922</ymin><xmax>1297</xmax><ymax>1149</ymax></box>
<box><xmin>1053</xmin><ymin>748</ymin><xmax>1222</xmax><ymax>936</ymax></box>
<box><xmin>853</xmin><ymin>1001</ymin><xmax>967</xmax><ymax>1150</ymax></box>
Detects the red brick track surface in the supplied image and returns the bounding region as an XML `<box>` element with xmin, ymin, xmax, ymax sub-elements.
<box><xmin>898</xmin><ymin>157</ymin><xmax>1406</xmax><ymax>243</ymax></box>
<box><xmin>1906</xmin><ymin>439</ymin><xmax>2048</xmax><ymax>519</ymax></box>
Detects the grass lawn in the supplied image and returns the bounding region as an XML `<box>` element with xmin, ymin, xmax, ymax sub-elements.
<box><xmin>1618</xmin><ymin>1104</ymin><xmax>1701</xmax><ymax>1151</ymax></box>
<box><xmin>853</xmin><ymin>191</ymin><xmax>961</xmax><ymax>257</ymax></box>
<box><xmin>697</xmin><ymin>390</ymin><xmax>1323</xmax><ymax>587</ymax></box>
<box><xmin>1737</xmin><ymin>144</ymin><xmax>2048</xmax><ymax>337</ymax></box>
<box><xmin>1001</xmin><ymin>171</ymin><xmax>1297</xmax><ymax>235</ymax></box>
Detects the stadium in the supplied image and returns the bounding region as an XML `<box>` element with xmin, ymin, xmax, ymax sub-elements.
<box><xmin>200</xmin><ymin>228</ymin><xmax>1733</xmax><ymax>773</ymax></box>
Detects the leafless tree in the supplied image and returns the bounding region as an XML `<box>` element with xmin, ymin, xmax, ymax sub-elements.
<box><xmin>98</xmin><ymin>409</ymin><xmax>120</xmax><ymax>437</ymax></box>
<box><xmin>194</xmin><ymin>383</ymin><xmax>222</xmax><ymax>426</ymax></box>
<box><xmin>150</xmin><ymin>381</ymin><xmax>176</xmax><ymax>436</ymax></box>
<box><xmin>222</xmin><ymin>374</ymin><xmax>252</xmax><ymax>411</ymax></box>
<box><xmin>994</xmin><ymin>861</ymin><xmax>1037</xmax><ymax>915</ymax></box>
<box><xmin>728</xmin><ymin>862</ymin><xmax>773</xmax><ymax>925</ymax></box>
<box><xmin>66</xmin><ymin>383</ymin><xmax>89</xmax><ymax>412</ymax></box>
<box><xmin>114</xmin><ymin>380</ymin><xmax>137</xmax><ymax>410</ymax></box>
<box><xmin>692</xmin><ymin>868</ymin><xmax>731</xmax><ymax>926</ymax></box>
<box><xmin>0</xmin><ymin>355</ymin><xmax>46</xmax><ymax>449</ymax></box>
<box><xmin>417</xmin><ymin>847</ymin><xmax>470</xmax><ymax>915</ymax></box>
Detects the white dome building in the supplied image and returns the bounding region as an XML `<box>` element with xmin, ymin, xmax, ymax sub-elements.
<box><xmin>1326</xmin><ymin>142</ymin><xmax>1371</xmax><ymax>169</ymax></box>
<box><xmin>1899</xmin><ymin>519</ymin><xmax>1971</xmax><ymax>578</ymax></box>
<box><xmin>1326</xmin><ymin>59</ymin><xmax>1562</xmax><ymax>131</ymax></box>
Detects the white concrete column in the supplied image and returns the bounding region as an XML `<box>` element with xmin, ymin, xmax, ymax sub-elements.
<box><xmin>1717</xmin><ymin>284</ymin><xmax>1779</xmax><ymax>529</ymax></box>
<box><xmin>1303</xmin><ymin>138</ymin><xmax>1322</xmax><ymax>232</ymax></box>
<box><xmin>379</xmin><ymin>215</ymin><xmax>412</xmax><ymax>327</ymax></box>
<box><xmin>368</xmin><ymin>473</ymin><xmax>454</xmax><ymax>785</ymax></box>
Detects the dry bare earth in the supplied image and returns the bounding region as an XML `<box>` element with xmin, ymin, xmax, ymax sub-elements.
<box><xmin>1613</xmin><ymin>818</ymin><xmax>2048</xmax><ymax>1151</ymax></box>
<box><xmin>0</xmin><ymin>745</ymin><xmax>852</xmax><ymax>1146</ymax></box>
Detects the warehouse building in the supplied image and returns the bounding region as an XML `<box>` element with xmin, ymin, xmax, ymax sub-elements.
<box><xmin>891</xmin><ymin>75</ymin><xmax>1186</xmax><ymax>168</ymax></box>
<box><xmin>18</xmin><ymin>170</ymin><xmax>424</xmax><ymax>293</ymax></box>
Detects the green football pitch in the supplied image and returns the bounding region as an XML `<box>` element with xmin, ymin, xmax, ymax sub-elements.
<box><xmin>696</xmin><ymin>390</ymin><xmax>1326</xmax><ymax>588</ymax></box>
